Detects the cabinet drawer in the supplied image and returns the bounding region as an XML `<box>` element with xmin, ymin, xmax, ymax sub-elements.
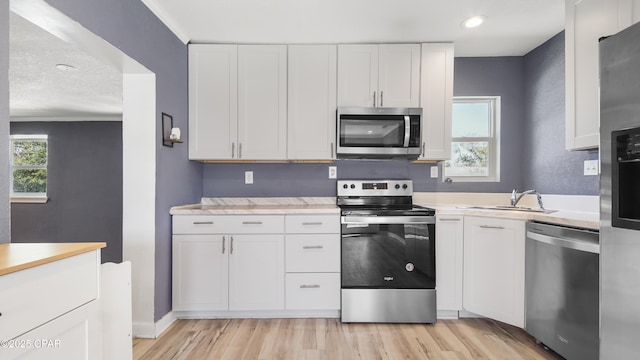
<box><xmin>0</xmin><ymin>251</ymin><xmax>98</xmax><ymax>341</ymax></box>
<box><xmin>286</xmin><ymin>273</ymin><xmax>340</xmax><ymax>310</ymax></box>
<box><xmin>225</xmin><ymin>215</ymin><xmax>284</xmax><ymax>234</ymax></box>
<box><xmin>286</xmin><ymin>234</ymin><xmax>340</xmax><ymax>272</ymax></box>
<box><xmin>173</xmin><ymin>215</ymin><xmax>285</xmax><ymax>234</ymax></box>
<box><xmin>285</xmin><ymin>214</ymin><xmax>339</xmax><ymax>233</ymax></box>
<box><xmin>173</xmin><ymin>215</ymin><xmax>225</xmax><ymax>234</ymax></box>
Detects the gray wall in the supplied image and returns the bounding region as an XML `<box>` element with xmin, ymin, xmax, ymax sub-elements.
<box><xmin>10</xmin><ymin>122</ymin><xmax>123</xmax><ymax>263</ymax></box>
<box><xmin>1</xmin><ymin>0</ymin><xmax>203</xmax><ymax>321</ymax></box>
<box><xmin>1</xmin><ymin>1</ymin><xmax>9</xmax><ymax>243</ymax></box>
<box><xmin>202</xmin><ymin>56</ymin><xmax>527</xmax><ymax>196</ymax></box>
<box><xmin>522</xmin><ymin>31</ymin><xmax>599</xmax><ymax>195</ymax></box>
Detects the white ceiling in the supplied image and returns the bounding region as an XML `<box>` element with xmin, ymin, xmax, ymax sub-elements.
<box><xmin>8</xmin><ymin>0</ymin><xmax>565</xmax><ymax>120</ymax></box>
<box><xmin>142</xmin><ymin>0</ymin><xmax>565</xmax><ymax>57</ymax></box>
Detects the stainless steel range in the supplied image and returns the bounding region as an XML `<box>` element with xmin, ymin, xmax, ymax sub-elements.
<box><xmin>338</xmin><ymin>179</ymin><xmax>437</xmax><ymax>323</ymax></box>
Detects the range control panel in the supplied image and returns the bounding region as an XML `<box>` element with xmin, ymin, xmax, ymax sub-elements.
<box><xmin>337</xmin><ymin>180</ymin><xmax>413</xmax><ymax>197</ymax></box>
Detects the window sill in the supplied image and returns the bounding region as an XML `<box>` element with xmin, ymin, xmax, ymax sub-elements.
<box><xmin>10</xmin><ymin>196</ymin><xmax>49</xmax><ymax>204</ymax></box>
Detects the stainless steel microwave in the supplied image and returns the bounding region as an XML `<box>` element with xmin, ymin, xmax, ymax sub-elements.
<box><xmin>336</xmin><ymin>107</ymin><xmax>422</xmax><ymax>159</ymax></box>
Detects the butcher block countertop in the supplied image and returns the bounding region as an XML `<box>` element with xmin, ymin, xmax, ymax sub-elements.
<box><xmin>0</xmin><ymin>242</ymin><xmax>106</xmax><ymax>276</ymax></box>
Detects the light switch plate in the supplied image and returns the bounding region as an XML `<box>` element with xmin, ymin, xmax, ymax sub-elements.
<box><xmin>430</xmin><ymin>166</ymin><xmax>439</xmax><ymax>178</ymax></box>
<box><xmin>329</xmin><ymin>166</ymin><xmax>337</xmax><ymax>179</ymax></box>
<box><xmin>584</xmin><ymin>160</ymin><xmax>598</xmax><ymax>176</ymax></box>
<box><xmin>245</xmin><ymin>171</ymin><xmax>254</xmax><ymax>184</ymax></box>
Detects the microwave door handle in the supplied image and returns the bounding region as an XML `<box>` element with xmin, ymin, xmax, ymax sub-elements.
<box><xmin>404</xmin><ymin>116</ymin><xmax>410</xmax><ymax>147</ymax></box>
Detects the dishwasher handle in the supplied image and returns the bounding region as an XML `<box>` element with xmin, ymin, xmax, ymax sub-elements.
<box><xmin>527</xmin><ymin>230</ymin><xmax>600</xmax><ymax>254</ymax></box>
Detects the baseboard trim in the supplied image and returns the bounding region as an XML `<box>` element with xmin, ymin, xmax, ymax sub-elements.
<box><xmin>132</xmin><ymin>312</ymin><xmax>177</xmax><ymax>339</ymax></box>
<box><xmin>437</xmin><ymin>310</ymin><xmax>460</xmax><ymax>319</ymax></box>
<box><xmin>155</xmin><ymin>311</ymin><xmax>177</xmax><ymax>338</ymax></box>
<box><xmin>173</xmin><ymin>310</ymin><xmax>341</xmax><ymax>319</ymax></box>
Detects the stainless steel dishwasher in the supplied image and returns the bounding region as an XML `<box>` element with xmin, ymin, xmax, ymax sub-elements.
<box><xmin>525</xmin><ymin>221</ymin><xmax>599</xmax><ymax>360</ymax></box>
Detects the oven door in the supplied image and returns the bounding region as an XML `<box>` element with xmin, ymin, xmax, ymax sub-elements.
<box><xmin>341</xmin><ymin>215</ymin><xmax>436</xmax><ymax>289</ymax></box>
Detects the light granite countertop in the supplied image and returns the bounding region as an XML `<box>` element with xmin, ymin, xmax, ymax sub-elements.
<box><xmin>170</xmin><ymin>194</ymin><xmax>599</xmax><ymax>230</ymax></box>
<box><xmin>170</xmin><ymin>197</ymin><xmax>340</xmax><ymax>215</ymax></box>
<box><xmin>427</xmin><ymin>205</ymin><xmax>599</xmax><ymax>230</ymax></box>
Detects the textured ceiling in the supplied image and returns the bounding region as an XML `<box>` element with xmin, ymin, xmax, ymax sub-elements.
<box><xmin>9</xmin><ymin>12</ymin><xmax>123</xmax><ymax>120</ymax></box>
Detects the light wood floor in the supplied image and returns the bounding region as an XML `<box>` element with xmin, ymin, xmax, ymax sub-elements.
<box><xmin>133</xmin><ymin>318</ymin><xmax>562</xmax><ymax>360</ymax></box>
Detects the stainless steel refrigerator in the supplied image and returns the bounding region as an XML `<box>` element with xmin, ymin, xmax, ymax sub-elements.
<box><xmin>600</xmin><ymin>20</ymin><xmax>640</xmax><ymax>359</ymax></box>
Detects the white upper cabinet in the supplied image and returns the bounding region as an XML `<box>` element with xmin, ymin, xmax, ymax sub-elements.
<box><xmin>188</xmin><ymin>44</ymin><xmax>238</xmax><ymax>160</ymax></box>
<box><xmin>337</xmin><ymin>44</ymin><xmax>420</xmax><ymax>107</ymax></box>
<box><xmin>188</xmin><ymin>44</ymin><xmax>287</xmax><ymax>160</ymax></box>
<box><xmin>565</xmin><ymin>0</ymin><xmax>638</xmax><ymax>150</ymax></box>
<box><xmin>287</xmin><ymin>45</ymin><xmax>337</xmax><ymax>160</ymax></box>
<box><xmin>419</xmin><ymin>43</ymin><xmax>454</xmax><ymax>160</ymax></box>
<box><xmin>238</xmin><ymin>45</ymin><xmax>288</xmax><ymax>160</ymax></box>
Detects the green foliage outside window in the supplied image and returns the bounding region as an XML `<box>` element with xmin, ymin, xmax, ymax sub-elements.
<box><xmin>11</xmin><ymin>138</ymin><xmax>48</xmax><ymax>195</ymax></box>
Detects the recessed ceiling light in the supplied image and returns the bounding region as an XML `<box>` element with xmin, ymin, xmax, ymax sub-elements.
<box><xmin>55</xmin><ymin>63</ymin><xmax>77</xmax><ymax>72</ymax></box>
<box><xmin>461</xmin><ymin>15</ymin><xmax>487</xmax><ymax>29</ymax></box>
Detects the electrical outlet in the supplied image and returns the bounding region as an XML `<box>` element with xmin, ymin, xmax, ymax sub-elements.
<box><xmin>329</xmin><ymin>166</ymin><xmax>337</xmax><ymax>179</ymax></box>
<box><xmin>430</xmin><ymin>166</ymin><xmax>439</xmax><ymax>179</ymax></box>
<box><xmin>584</xmin><ymin>160</ymin><xmax>599</xmax><ymax>176</ymax></box>
<box><xmin>245</xmin><ymin>171</ymin><xmax>254</xmax><ymax>184</ymax></box>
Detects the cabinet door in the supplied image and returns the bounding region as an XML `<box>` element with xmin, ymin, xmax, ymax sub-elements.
<box><xmin>172</xmin><ymin>235</ymin><xmax>229</xmax><ymax>311</ymax></box>
<box><xmin>2</xmin><ymin>301</ymin><xmax>101</xmax><ymax>360</ymax></box>
<box><xmin>463</xmin><ymin>216</ymin><xmax>525</xmax><ymax>327</ymax></box>
<box><xmin>238</xmin><ymin>45</ymin><xmax>288</xmax><ymax>160</ymax></box>
<box><xmin>228</xmin><ymin>234</ymin><xmax>285</xmax><ymax>310</ymax></box>
<box><xmin>378</xmin><ymin>44</ymin><xmax>421</xmax><ymax>107</ymax></box>
<box><xmin>420</xmin><ymin>43</ymin><xmax>454</xmax><ymax>160</ymax></box>
<box><xmin>435</xmin><ymin>215</ymin><xmax>463</xmax><ymax>311</ymax></box>
<box><xmin>288</xmin><ymin>45</ymin><xmax>337</xmax><ymax>160</ymax></box>
<box><xmin>188</xmin><ymin>44</ymin><xmax>238</xmax><ymax>160</ymax></box>
<box><xmin>565</xmin><ymin>0</ymin><xmax>620</xmax><ymax>150</ymax></box>
<box><xmin>337</xmin><ymin>44</ymin><xmax>378</xmax><ymax>107</ymax></box>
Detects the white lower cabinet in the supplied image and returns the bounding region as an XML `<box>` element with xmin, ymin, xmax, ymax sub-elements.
<box><xmin>172</xmin><ymin>213</ymin><xmax>341</xmax><ymax>316</ymax></box>
<box><xmin>463</xmin><ymin>216</ymin><xmax>526</xmax><ymax>328</ymax></box>
<box><xmin>172</xmin><ymin>215</ymin><xmax>285</xmax><ymax>313</ymax></box>
<box><xmin>0</xmin><ymin>250</ymin><xmax>102</xmax><ymax>360</ymax></box>
<box><xmin>435</xmin><ymin>215</ymin><xmax>464</xmax><ymax>312</ymax></box>
<box><xmin>284</xmin><ymin>214</ymin><xmax>341</xmax><ymax>311</ymax></box>
<box><xmin>228</xmin><ymin>234</ymin><xmax>284</xmax><ymax>310</ymax></box>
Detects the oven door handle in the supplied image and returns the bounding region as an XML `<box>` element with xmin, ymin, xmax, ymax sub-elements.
<box><xmin>342</xmin><ymin>216</ymin><xmax>435</xmax><ymax>225</ymax></box>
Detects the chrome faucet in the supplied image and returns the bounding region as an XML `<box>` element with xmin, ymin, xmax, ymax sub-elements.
<box><xmin>511</xmin><ymin>189</ymin><xmax>546</xmax><ymax>210</ymax></box>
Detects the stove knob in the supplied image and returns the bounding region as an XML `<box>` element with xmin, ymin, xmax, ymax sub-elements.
<box><xmin>350</xmin><ymin>184</ymin><xmax>356</xmax><ymax>189</ymax></box>
<box><xmin>343</xmin><ymin>184</ymin><xmax>348</xmax><ymax>189</ymax></box>
<box><xmin>395</xmin><ymin>184</ymin><xmax>401</xmax><ymax>189</ymax></box>
<box><xmin>402</xmin><ymin>184</ymin><xmax>408</xmax><ymax>189</ymax></box>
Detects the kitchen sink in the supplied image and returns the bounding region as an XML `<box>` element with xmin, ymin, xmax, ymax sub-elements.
<box><xmin>458</xmin><ymin>205</ymin><xmax>558</xmax><ymax>214</ymax></box>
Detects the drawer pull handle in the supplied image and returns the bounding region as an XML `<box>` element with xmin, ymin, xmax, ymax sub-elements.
<box><xmin>230</xmin><ymin>236</ymin><xmax>234</xmax><ymax>254</ymax></box>
<box><xmin>193</xmin><ymin>221</ymin><xmax>214</xmax><ymax>225</ymax></box>
<box><xmin>242</xmin><ymin>221</ymin><xmax>263</xmax><ymax>225</ymax></box>
<box><xmin>480</xmin><ymin>225</ymin><xmax>505</xmax><ymax>230</ymax></box>
<box><xmin>439</xmin><ymin>218</ymin><xmax>460</xmax><ymax>222</ymax></box>
<box><xmin>303</xmin><ymin>245</ymin><xmax>323</xmax><ymax>250</ymax></box>
<box><xmin>222</xmin><ymin>236</ymin><xmax>226</xmax><ymax>254</ymax></box>
<box><xmin>302</xmin><ymin>222</ymin><xmax>323</xmax><ymax>226</ymax></box>
<box><xmin>300</xmin><ymin>284</ymin><xmax>320</xmax><ymax>289</ymax></box>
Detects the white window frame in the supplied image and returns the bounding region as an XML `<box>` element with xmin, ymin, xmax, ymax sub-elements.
<box><xmin>444</xmin><ymin>96</ymin><xmax>501</xmax><ymax>183</ymax></box>
<box><xmin>10</xmin><ymin>134</ymin><xmax>49</xmax><ymax>203</ymax></box>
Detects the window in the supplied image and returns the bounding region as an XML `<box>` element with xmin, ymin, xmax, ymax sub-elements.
<box><xmin>10</xmin><ymin>135</ymin><xmax>48</xmax><ymax>203</ymax></box>
<box><xmin>444</xmin><ymin>97</ymin><xmax>500</xmax><ymax>182</ymax></box>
